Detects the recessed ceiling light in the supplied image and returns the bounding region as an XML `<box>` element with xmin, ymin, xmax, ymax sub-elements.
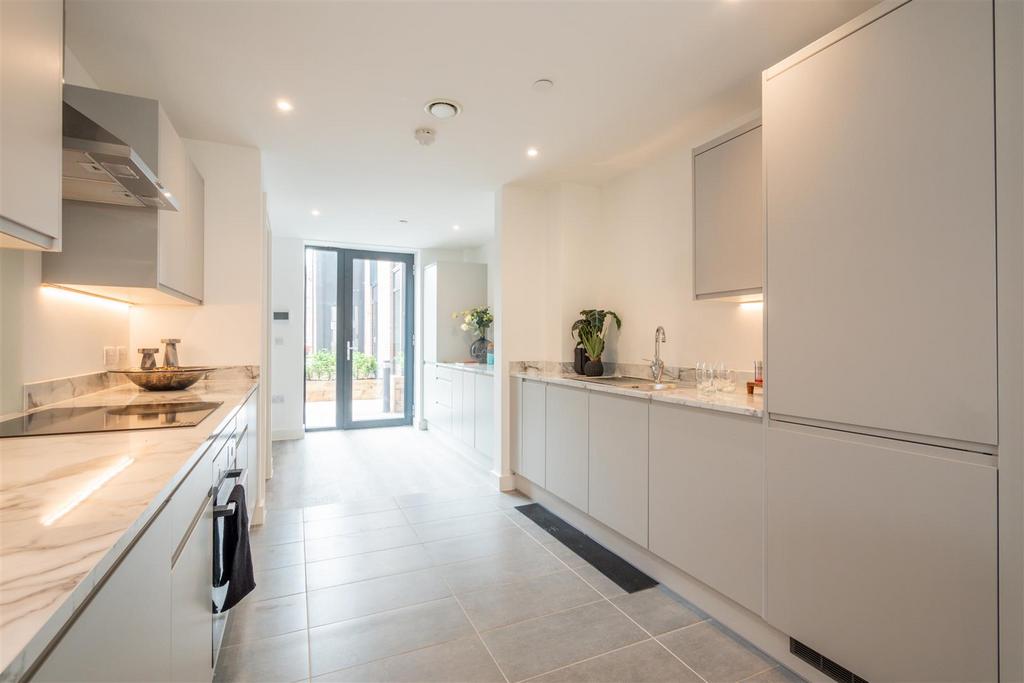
<box><xmin>452</xmin><ymin>224</ymin><xmax>460</xmax><ymax>231</ymax></box>
<box><xmin>526</xmin><ymin>147</ymin><xmax>539</xmax><ymax>158</ymax></box>
<box><xmin>532</xmin><ymin>78</ymin><xmax>554</xmax><ymax>91</ymax></box>
<box><xmin>276</xmin><ymin>98</ymin><xmax>294</xmax><ymax>112</ymax></box>
<box><xmin>425</xmin><ymin>99</ymin><xmax>461</xmax><ymax>119</ymax></box>
<box><xmin>398</xmin><ymin>219</ymin><xmax>409</xmax><ymax>224</ymax></box>
<box><xmin>311</xmin><ymin>209</ymin><xmax>321</xmax><ymax>216</ymax></box>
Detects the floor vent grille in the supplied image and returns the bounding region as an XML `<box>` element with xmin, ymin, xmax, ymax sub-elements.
<box><xmin>790</xmin><ymin>638</ymin><xmax>869</xmax><ymax>683</ymax></box>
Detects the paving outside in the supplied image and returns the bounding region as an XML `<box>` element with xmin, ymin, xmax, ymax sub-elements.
<box><xmin>218</xmin><ymin>427</ymin><xmax>800</xmax><ymax>683</ymax></box>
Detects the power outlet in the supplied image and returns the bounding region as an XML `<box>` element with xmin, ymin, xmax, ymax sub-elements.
<box><xmin>272</xmin><ymin>394</ymin><xmax>285</xmax><ymax>404</ymax></box>
<box><xmin>103</xmin><ymin>346</ymin><xmax>117</xmax><ymax>368</ymax></box>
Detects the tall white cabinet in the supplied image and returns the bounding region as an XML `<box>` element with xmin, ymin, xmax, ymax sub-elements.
<box><xmin>763</xmin><ymin>2</ymin><xmax>1000</xmax><ymax>680</ymax></box>
<box><xmin>422</xmin><ymin>262</ymin><xmax>487</xmax><ymax>363</ymax></box>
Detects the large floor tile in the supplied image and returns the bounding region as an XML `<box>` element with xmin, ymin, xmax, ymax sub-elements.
<box><xmin>658</xmin><ymin>621</ymin><xmax>774</xmax><ymax>683</ymax></box>
<box><xmin>401</xmin><ymin>496</ymin><xmax>504</xmax><ymax>524</ymax></box>
<box><xmin>311</xmin><ymin>635</ymin><xmax>504</xmax><ymax>682</ymax></box>
<box><xmin>423</xmin><ymin>526</ymin><xmax>537</xmax><ymax>565</ymax></box>
<box><xmin>250</xmin><ymin>521</ymin><xmax>305</xmax><ymax>547</ymax></box>
<box><xmin>222</xmin><ymin>593</ymin><xmax>308</xmax><ymax>646</ymax></box>
<box><xmin>307</xmin><ymin>567</ymin><xmax>451</xmax><ymax>627</ymax></box>
<box><xmin>743</xmin><ymin>666</ymin><xmax>804</xmax><ymax>683</ymax></box>
<box><xmin>264</xmin><ymin>508</ymin><xmax>304</xmax><ymax>525</ymax></box>
<box><xmin>481</xmin><ymin>600</ymin><xmax>647</xmax><ymax>682</ymax></box>
<box><xmin>304</xmin><ymin>524</ymin><xmax>420</xmax><ymax>563</ymax></box>
<box><xmin>252</xmin><ymin>540</ymin><xmax>305</xmax><ymax>571</ymax></box>
<box><xmin>251</xmin><ymin>563</ymin><xmax>306</xmax><ymax>601</ymax></box>
<box><xmin>572</xmin><ymin>564</ymin><xmax>627</xmax><ymax>598</ymax></box>
<box><xmin>304</xmin><ymin>508</ymin><xmax>409</xmax><ymax>540</ymax></box>
<box><xmin>530</xmin><ymin>639</ymin><xmax>703</xmax><ymax>683</ymax></box>
<box><xmin>306</xmin><ymin>543</ymin><xmax>433</xmax><ymax>591</ymax></box>
<box><xmin>458</xmin><ymin>569</ymin><xmax>602</xmax><ymax>632</ymax></box>
<box><xmin>395</xmin><ymin>485</ymin><xmax>497</xmax><ymax>508</ymax></box>
<box><xmin>611</xmin><ymin>586</ymin><xmax>706</xmax><ymax>635</ymax></box>
<box><xmin>303</xmin><ymin>496</ymin><xmax>398</xmax><ymax>521</ymax></box>
<box><xmin>440</xmin><ymin>542</ymin><xmax>567</xmax><ymax>594</ymax></box>
<box><xmin>308</xmin><ymin>597</ymin><xmax>474</xmax><ymax>677</ymax></box>
<box><xmin>214</xmin><ymin>630</ymin><xmax>309</xmax><ymax>683</ymax></box>
<box><xmin>411</xmin><ymin>510</ymin><xmax>516</xmax><ymax>542</ymax></box>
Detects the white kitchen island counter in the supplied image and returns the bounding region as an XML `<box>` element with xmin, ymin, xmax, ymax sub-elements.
<box><xmin>0</xmin><ymin>376</ymin><xmax>258</xmax><ymax>682</ymax></box>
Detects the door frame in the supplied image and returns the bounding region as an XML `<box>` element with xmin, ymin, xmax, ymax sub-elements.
<box><xmin>302</xmin><ymin>245</ymin><xmax>415</xmax><ymax>431</ymax></box>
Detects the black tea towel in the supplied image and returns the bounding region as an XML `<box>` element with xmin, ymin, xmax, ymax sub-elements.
<box><xmin>218</xmin><ymin>484</ymin><xmax>255</xmax><ymax>611</ymax></box>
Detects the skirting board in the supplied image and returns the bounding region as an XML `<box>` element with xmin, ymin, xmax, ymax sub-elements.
<box><xmin>513</xmin><ymin>475</ymin><xmax>825</xmax><ymax>683</ymax></box>
<box><xmin>272</xmin><ymin>428</ymin><xmax>305</xmax><ymax>442</ymax></box>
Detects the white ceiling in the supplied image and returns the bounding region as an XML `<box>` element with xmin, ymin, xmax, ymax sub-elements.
<box><xmin>67</xmin><ymin>0</ymin><xmax>873</xmax><ymax>249</ymax></box>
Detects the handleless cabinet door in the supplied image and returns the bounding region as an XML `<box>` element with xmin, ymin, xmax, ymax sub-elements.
<box><xmin>474</xmin><ymin>373</ymin><xmax>494</xmax><ymax>460</ymax></box>
<box><xmin>170</xmin><ymin>496</ymin><xmax>214</xmax><ymax>683</ymax></box>
<box><xmin>0</xmin><ymin>0</ymin><xmax>62</xmax><ymax>249</ymax></box>
<box><xmin>544</xmin><ymin>384</ymin><xmax>589</xmax><ymax>512</ymax></box>
<box><xmin>32</xmin><ymin>507</ymin><xmax>173</xmax><ymax>682</ymax></box>
<box><xmin>764</xmin><ymin>0</ymin><xmax>996</xmax><ymax>445</ymax></box>
<box><xmin>461</xmin><ymin>370</ymin><xmax>475</xmax><ymax>447</ymax></box>
<box><xmin>520</xmin><ymin>380</ymin><xmax>546</xmax><ymax>486</ymax></box>
<box><xmin>649</xmin><ymin>403</ymin><xmax>763</xmax><ymax>614</ymax></box>
<box><xmin>765</xmin><ymin>424</ymin><xmax>997</xmax><ymax>682</ymax></box>
<box><xmin>588</xmin><ymin>393</ymin><xmax>649</xmax><ymax>547</ymax></box>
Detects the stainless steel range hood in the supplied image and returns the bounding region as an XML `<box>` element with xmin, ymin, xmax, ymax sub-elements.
<box><xmin>62</xmin><ymin>86</ymin><xmax>180</xmax><ymax>211</ymax></box>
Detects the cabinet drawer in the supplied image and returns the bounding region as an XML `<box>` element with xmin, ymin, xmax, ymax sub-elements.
<box><xmin>167</xmin><ymin>449</ymin><xmax>214</xmax><ymax>555</ymax></box>
<box><xmin>434</xmin><ymin>366</ymin><xmax>454</xmax><ymax>383</ymax></box>
<box><xmin>433</xmin><ymin>377</ymin><xmax>453</xmax><ymax>408</ymax></box>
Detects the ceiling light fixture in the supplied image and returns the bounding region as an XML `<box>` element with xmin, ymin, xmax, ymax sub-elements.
<box><xmin>532</xmin><ymin>78</ymin><xmax>554</xmax><ymax>91</ymax></box>
<box><xmin>425</xmin><ymin>99</ymin><xmax>461</xmax><ymax>119</ymax></box>
<box><xmin>276</xmin><ymin>98</ymin><xmax>294</xmax><ymax>112</ymax></box>
<box><xmin>398</xmin><ymin>219</ymin><xmax>409</xmax><ymax>224</ymax></box>
<box><xmin>526</xmin><ymin>147</ymin><xmax>539</xmax><ymax>158</ymax></box>
<box><xmin>452</xmin><ymin>224</ymin><xmax>460</xmax><ymax>231</ymax></box>
<box><xmin>311</xmin><ymin>209</ymin><xmax>321</xmax><ymax>217</ymax></box>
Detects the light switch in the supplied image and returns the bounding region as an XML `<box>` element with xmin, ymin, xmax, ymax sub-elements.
<box><xmin>272</xmin><ymin>394</ymin><xmax>285</xmax><ymax>404</ymax></box>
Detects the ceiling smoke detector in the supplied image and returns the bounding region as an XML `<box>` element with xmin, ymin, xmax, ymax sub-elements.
<box><xmin>425</xmin><ymin>99</ymin><xmax>461</xmax><ymax>119</ymax></box>
<box><xmin>414</xmin><ymin>128</ymin><xmax>436</xmax><ymax>146</ymax></box>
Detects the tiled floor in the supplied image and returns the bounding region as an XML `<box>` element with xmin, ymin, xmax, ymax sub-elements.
<box><xmin>216</xmin><ymin>427</ymin><xmax>799</xmax><ymax>682</ymax></box>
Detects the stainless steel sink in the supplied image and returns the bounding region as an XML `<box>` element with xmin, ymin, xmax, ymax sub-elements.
<box><xmin>582</xmin><ymin>376</ymin><xmax>677</xmax><ymax>391</ymax></box>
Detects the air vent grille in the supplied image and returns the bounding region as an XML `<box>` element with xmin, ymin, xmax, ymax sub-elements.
<box><xmin>790</xmin><ymin>638</ymin><xmax>869</xmax><ymax>683</ymax></box>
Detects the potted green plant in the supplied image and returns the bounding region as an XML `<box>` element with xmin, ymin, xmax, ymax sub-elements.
<box><xmin>453</xmin><ymin>306</ymin><xmax>494</xmax><ymax>362</ymax></box>
<box><xmin>571</xmin><ymin>309</ymin><xmax>622</xmax><ymax>377</ymax></box>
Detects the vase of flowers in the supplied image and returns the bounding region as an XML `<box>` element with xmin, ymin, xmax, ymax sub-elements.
<box><xmin>453</xmin><ymin>306</ymin><xmax>494</xmax><ymax>362</ymax></box>
<box><xmin>570</xmin><ymin>309</ymin><xmax>622</xmax><ymax>377</ymax></box>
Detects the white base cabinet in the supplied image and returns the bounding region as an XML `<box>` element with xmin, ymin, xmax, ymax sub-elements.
<box><xmin>544</xmin><ymin>384</ymin><xmax>588</xmax><ymax>512</ymax></box>
<box><xmin>649</xmin><ymin>403</ymin><xmax>763</xmax><ymax>614</ymax></box>
<box><xmin>170</xmin><ymin>496</ymin><xmax>214</xmax><ymax>683</ymax></box>
<box><xmin>765</xmin><ymin>424</ymin><xmax>997</xmax><ymax>682</ymax></box>
<box><xmin>32</xmin><ymin>508</ymin><xmax>174</xmax><ymax>682</ymax></box>
<box><xmin>520</xmin><ymin>379</ymin><xmax>547</xmax><ymax>487</ymax></box>
<box><xmin>424</xmin><ymin>363</ymin><xmax>494</xmax><ymax>466</ymax></box>
<box><xmin>473</xmin><ymin>373</ymin><xmax>494</xmax><ymax>460</ymax></box>
<box><xmin>588</xmin><ymin>393</ymin><xmax>649</xmax><ymax>547</ymax></box>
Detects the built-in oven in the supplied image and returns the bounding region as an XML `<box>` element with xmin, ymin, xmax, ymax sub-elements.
<box><xmin>211</xmin><ymin>423</ymin><xmax>247</xmax><ymax>661</ymax></box>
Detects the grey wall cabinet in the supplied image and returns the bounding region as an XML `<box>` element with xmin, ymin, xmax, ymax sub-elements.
<box><xmin>544</xmin><ymin>384</ymin><xmax>589</xmax><ymax>512</ymax></box>
<box><xmin>764</xmin><ymin>0</ymin><xmax>997</xmax><ymax>445</ymax></box>
<box><xmin>588</xmin><ymin>392</ymin><xmax>649</xmax><ymax>547</ymax></box>
<box><xmin>32</xmin><ymin>507</ymin><xmax>174</xmax><ymax>682</ymax></box>
<box><xmin>765</xmin><ymin>424</ymin><xmax>997</xmax><ymax>682</ymax></box>
<box><xmin>520</xmin><ymin>380</ymin><xmax>547</xmax><ymax>486</ymax></box>
<box><xmin>0</xmin><ymin>0</ymin><xmax>63</xmax><ymax>250</ymax></box>
<box><xmin>692</xmin><ymin>120</ymin><xmax>762</xmax><ymax>301</ymax></box>
<box><xmin>649</xmin><ymin>403</ymin><xmax>763</xmax><ymax>614</ymax></box>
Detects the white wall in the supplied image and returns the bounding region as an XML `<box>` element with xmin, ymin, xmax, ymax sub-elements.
<box><xmin>0</xmin><ymin>251</ymin><xmax>131</xmax><ymax>413</ymax></box>
<box><xmin>129</xmin><ymin>139</ymin><xmax>264</xmax><ymax>366</ymax></box>
<box><xmin>269</xmin><ymin>235</ymin><xmax>304</xmax><ymax>439</ymax></box>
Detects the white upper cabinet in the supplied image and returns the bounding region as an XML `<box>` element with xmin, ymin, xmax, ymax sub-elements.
<box><xmin>157</xmin><ymin>123</ymin><xmax>204</xmax><ymax>302</ymax></box>
<box><xmin>692</xmin><ymin>120</ymin><xmax>762</xmax><ymax>300</ymax></box>
<box><xmin>764</xmin><ymin>0</ymin><xmax>997</xmax><ymax>445</ymax></box>
<box><xmin>0</xmin><ymin>0</ymin><xmax>63</xmax><ymax>250</ymax></box>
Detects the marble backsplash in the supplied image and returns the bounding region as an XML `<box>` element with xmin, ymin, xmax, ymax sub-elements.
<box><xmin>21</xmin><ymin>365</ymin><xmax>260</xmax><ymax>412</ymax></box>
<box><xmin>512</xmin><ymin>360</ymin><xmax>757</xmax><ymax>388</ymax></box>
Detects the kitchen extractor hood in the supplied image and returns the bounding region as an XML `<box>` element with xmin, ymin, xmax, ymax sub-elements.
<box><xmin>61</xmin><ymin>85</ymin><xmax>180</xmax><ymax>211</ymax></box>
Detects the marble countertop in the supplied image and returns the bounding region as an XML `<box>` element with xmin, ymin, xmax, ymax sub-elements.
<box><xmin>0</xmin><ymin>377</ymin><xmax>258</xmax><ymax>682</ymax></box>
<box><xmin>434</xmin><ymin>361</ymin><xmax>494</xmax><ymax>376</ymax></box>
<box><xmin>511</xmin><ymin>371</ymin><xmax>763</xmax><ymax>418</ymax></box>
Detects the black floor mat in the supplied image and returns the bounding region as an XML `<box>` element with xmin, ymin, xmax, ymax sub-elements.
<box><xmin>515</xmin><ymin>503</ymin><xmax>658</xmax><ymax>594</ymax></box>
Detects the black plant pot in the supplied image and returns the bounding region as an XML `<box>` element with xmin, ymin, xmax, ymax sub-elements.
<box><xmin>584</xmin><ymin>358</ymin><xmax>604</xmax><ymax>377</ymax></box>
<box><xmin>573</xmin><ymin>347</ymin><xmax>587</xmax><ymax>375</ymax></box>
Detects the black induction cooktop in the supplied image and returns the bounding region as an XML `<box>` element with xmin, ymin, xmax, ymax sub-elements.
<box><xmin>0</xmin><ymin>401</ymin><xmax>223</xmax><ymax>438</ymax></box>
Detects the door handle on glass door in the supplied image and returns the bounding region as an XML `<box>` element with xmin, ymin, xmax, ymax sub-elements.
<box><xmin>346</xmin><ymin>341</ymin><xmax>353</xmax><ymax>361</ymax></box>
